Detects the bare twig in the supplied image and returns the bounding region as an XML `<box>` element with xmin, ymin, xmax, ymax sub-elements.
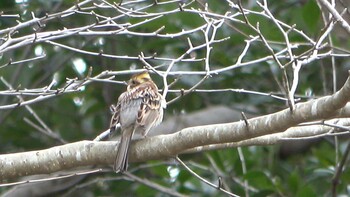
<box><xmin>123</xmin><ymin>171</ymin><xmax>188</xmax><ymax>197</ymax></box>
<box><xmin>332</xmin><ymin>141</ymin><xmax>350</xmax><ymax>197</ymax></box>
<box><xmin>175</xmin><ymin>157</ymin><xmax>239</xmax><ymax>197</ymax></box>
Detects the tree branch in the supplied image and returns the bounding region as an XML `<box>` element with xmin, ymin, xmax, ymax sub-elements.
<box><xmin>2</xmin><ymin>73</ymin><xmax>350</xmax><ymax>182</ymax></box>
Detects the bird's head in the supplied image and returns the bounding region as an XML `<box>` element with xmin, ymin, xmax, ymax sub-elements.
<box><xmin>128</xmin><ymin>71</ymin><xmax>152</xmax><ymax>89</ymax></box>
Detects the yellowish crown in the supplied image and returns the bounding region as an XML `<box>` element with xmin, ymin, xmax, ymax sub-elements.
<box><xmin>128</xmin><ymin>71</ymin><xmax>152</xmax><ymax>87</ymax></box>
<box><xmin>134</xmin><ymin>71</ymin><xmax>151</xmax><ymax>81</ymax></box>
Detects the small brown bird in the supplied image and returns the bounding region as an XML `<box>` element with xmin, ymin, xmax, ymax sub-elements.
<box><xmin>110</xmin><ymin>71</ymin><xmax>165</xmax><ymax>173</ymax></box>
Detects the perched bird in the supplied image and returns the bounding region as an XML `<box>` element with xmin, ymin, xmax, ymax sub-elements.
<box><xmin>110</xmin><ymin>71</ymin><xmax>165</xmax><ymax>173</ymax></box>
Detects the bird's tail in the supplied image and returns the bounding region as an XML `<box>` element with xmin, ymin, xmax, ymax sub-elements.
<box><xmin>114</xmin><ymin>127</ymin><xmax>134</xmax><ymax>173</ymax></box>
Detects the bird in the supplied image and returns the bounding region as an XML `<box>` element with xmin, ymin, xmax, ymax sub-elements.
<box><xmin>110</xmin><ymin>71</ymin><xmax>165</xmax><ymax>173</ymax></box>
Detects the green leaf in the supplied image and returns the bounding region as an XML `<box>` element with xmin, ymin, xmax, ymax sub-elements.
<box><xmin>244</xmin><ymin>171</ymin><xmax>274</xmax><ymax>190</ymax></box>
<box><xmin>302</xmin><ymin>0</ymin><xmax>321</xmax><ymax>33</ymax></box>
<box><xmin>297</xmin><ymin>185</ymin><xmax>317</xmax><ymax>197</ymax></box>
<box><xmin>287</xmin><ymin>170</ymin><xmax>300</xmax><ymax>195</ymax></box>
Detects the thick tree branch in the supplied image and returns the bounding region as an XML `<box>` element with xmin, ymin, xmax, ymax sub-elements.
<box><xmin>1</xmin><ymin>73</ymin><xmax>350</xmax><ymax>182</ymax></box>
<box><xmin>318</xmin><ymin>0</ymin><xmax>350</xmax><ymax>34</ymax></box>
<box><xmin>185</xmin><ymin>118</ymin><xmax>350</xmax><ymax>153</ymax></box>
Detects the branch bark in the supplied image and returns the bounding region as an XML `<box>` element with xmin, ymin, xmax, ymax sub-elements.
<box><xmin>1</xmin><ymin>72</ymin><xmax>350</xmax><ymax>182</ymax></box>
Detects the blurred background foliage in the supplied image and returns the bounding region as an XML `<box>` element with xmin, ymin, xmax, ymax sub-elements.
<box><xmin>0</xmin><ymin>0</ymin><xmax>350</xmax><ymax>196</ymax></box>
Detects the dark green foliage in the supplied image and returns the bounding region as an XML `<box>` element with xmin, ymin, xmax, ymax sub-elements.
<box><xmin>0</xmin><ymin>0</ymin><xmax>349</xmax><ymax>196</ymax></box>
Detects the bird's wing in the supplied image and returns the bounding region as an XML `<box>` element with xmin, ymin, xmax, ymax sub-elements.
<box><xmin>136</xmin><ymin>84</ymin><xmax>164</xmax><ymax>136</ymax></box>
<box><xmin>109</xmin><ymin>101</ymin><xmax>121</xmax><ymax>130</ymax></box>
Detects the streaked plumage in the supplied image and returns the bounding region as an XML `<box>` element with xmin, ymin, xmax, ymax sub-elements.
<box><xmin>110</xmin><ymin>71</ymin><xmax>164</xmax><ymax>173</ymax></box>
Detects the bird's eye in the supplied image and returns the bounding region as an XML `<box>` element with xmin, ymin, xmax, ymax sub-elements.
<box><xmin>131</xmin><ymin>80</ymin><xmax>136</xmax><ymax>85</ymax></box>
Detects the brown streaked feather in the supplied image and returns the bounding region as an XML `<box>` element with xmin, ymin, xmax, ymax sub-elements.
<box><xmin>109</xmin><ymin>103</ymin><xmax>120</xmax><ymax>131</ymax></box>
<box><xmin>136</xmin><ymin>92</ymin><xmax>163</xmax><ymax>136</ymax></box>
